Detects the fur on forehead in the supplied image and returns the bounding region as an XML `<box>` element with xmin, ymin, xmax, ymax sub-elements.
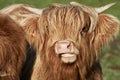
<box><xmin>38</xmin><ymin>4</ymin><xmax>92</xmax><ymax>35</ymax></box>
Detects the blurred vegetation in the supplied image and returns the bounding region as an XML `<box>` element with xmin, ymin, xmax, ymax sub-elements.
<box><xmin>0</xmin><ymin>0</ymin><xmax>120</xmax><ymax>80</ymax></box>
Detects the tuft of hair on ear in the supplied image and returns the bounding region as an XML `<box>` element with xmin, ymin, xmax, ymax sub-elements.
<box><xmin>20</xmin><ymin>15</ymin><xmax>39</xmax><ymax>49</ymax></box>
<box><xmin>93</xmin><ymin>13</ymin><xmax>119</xmax><ymax>48</ymax></box>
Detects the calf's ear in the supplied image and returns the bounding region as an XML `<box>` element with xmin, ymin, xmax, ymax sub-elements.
<box><xmin>20</xmin><ymin>15</ymin><xmax>45</xmax><ymax>49</ymax></box>
<box><xmin>93</xmin><ymin>14</ymin><xmax>119</xmax><ymax>48</ymax></box>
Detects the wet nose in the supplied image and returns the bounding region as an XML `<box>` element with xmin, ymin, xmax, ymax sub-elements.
<box><xmin>55</xmin><ymin>40</ymin><xmax>74</xmax><ymax>54</ymax></box>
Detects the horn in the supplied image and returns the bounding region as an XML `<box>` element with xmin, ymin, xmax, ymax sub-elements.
<box><xmin>24</xmin><ymin>6</ymin><xmax>43</xmax><ymax>15</ymax></box>
<box><xmin>70</xmin><ymin>2</ymin><xmax>81</xmax><ymax>6</ymax></box>
<box><xmin>50</xmin><ymin>3</ymin><xmax>63</xmax><ymax>8</ymax></box>
<box><xmin>95</xmin><ymin>2</ymin><xmax>116</xmax><ymax>13</ymax></box>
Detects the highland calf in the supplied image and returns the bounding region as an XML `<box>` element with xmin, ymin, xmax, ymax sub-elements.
<box><xmin>0</xmin><ymin>14</ymin><xmax>26</xmax><ymax>80</ymax></box>
<box><xmin>1</xmin><ymin>2</ymin><xmax>120</xmax><ymax>80</ymax></box>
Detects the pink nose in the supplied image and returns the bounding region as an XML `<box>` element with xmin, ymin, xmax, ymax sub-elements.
<box><xmin>55</xmin><ymin>40</ymin><xmax>74</xmax><ymax>54</ymax></box>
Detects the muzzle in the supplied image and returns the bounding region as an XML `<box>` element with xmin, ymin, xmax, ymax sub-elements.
<box><xmin>54</xmin><ymin>40</ymin><xmax>79</xmax><ymax>63</ymax></box>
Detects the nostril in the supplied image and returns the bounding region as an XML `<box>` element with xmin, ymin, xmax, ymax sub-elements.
<box><xmin>67</xmin><ymin>42</ymin><xmax>72</xmax><ymax>49</ymax></box>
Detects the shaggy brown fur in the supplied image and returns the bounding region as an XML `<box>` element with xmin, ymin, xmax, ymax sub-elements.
<box><xmin>0</xmin><ymin>13</ymin><xmax>26</xmax><ymax>80</ymax></box>
<box><xmin>19</xmin><ymin>3</ymin><xmax>119</xmax><ymax>80</ymax></box>
<box><xmin>1</xmin><ymin>2</ymin><xmax>119</xmax><ymax>80</ymax></box>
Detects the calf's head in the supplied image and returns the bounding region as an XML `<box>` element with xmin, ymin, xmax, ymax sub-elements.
<box><xmin>36</xmin><ymin>3</ymin><xmax>119</xmax><ymax>65</ymax></box>
<box><xmin>22</xmin><ymin>2</ymin><xmax>119</xmax><ymax>68</ymax></box>
<box><xmin>21</xmin><ymin>2</ymin><xmax>119</xmax><ymax>79</ymax></box>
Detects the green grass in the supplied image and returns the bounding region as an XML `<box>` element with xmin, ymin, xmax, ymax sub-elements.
<box><xmin>0</xmin><ymin>0</ymin><xmax>120</xmax><ymax>80</ymax></box>
<box><xmin>101</xmin><ymin>54</ymin><xmax>120</xmax><ymax>80</ymax></box>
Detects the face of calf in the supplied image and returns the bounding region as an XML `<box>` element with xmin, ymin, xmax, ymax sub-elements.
<box><xmin>38</xmin><ymin>6</ymin><xmax>93</xmax><ymax>64</ymax></box>
<box><xmin>20</xmin><ymin>3</ymin><xmax>119</xmax><ymax>67</ymax></box>
<box><xmin>37</xmin><ymin>4</ymin><xmax>119</xmax><ymax>65</ymax></box>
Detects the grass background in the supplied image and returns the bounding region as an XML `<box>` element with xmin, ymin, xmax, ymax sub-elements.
<box><xmin>0</xmin><ymin>0</ymin><xmax>120</xmax><ymax>80</ymax></box>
